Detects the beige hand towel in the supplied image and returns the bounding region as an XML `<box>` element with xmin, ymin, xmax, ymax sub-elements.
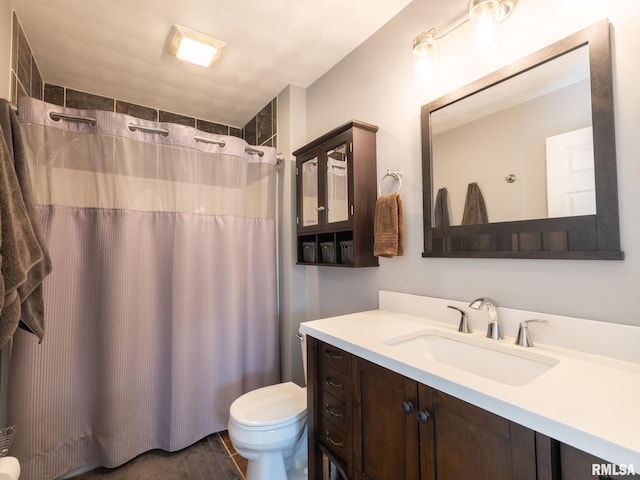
<box><xmin>374</xmin><ymin>193</ymin><xmax>404</xmax><ymax>257</ymax></box>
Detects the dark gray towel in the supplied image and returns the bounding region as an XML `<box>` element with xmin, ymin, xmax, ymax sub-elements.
<box><xmin>461</xmin><ymin>182</ymin><xmax>488</xmax><ymax>225</ymax></box>
<box><xmin>0</xmin><ymin>99</ymin><xmax>52</xmax><ymax>344</ymax></box>
<box><xmin>434</xmin><ymin>187</ymin><xmax>451</xmax><ymax>227</ymax></box>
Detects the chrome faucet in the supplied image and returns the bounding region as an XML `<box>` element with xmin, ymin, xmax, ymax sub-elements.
<box><xmin>515</xmin><ymin>319</ymin><xmax>549</xmax><ymax>347</ymax></box>
<box><xmin>469</xmin><ymin>297</ymin><xmax>502</xmax><ymax>340</ymax></box>
<box><xmin>447</xmin><ymin>305</ymin><xmax>471</xmax><ymax>333</ymax></box>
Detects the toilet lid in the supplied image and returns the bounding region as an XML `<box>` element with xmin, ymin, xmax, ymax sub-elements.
<box><xmin>230</xmin><ymin>382</ymin><xmax>307</xmax><ymax>428</ymax></box>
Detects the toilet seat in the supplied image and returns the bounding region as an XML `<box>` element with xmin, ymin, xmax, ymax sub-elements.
<box><xmin>230</xmin><ymin>382</ymin><xmax>307</xmax><ymax>431</ymax></box>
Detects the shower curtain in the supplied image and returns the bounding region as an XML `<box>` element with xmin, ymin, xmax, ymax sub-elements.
<box><xmin>8</xmin><ymin>98</ymin><xmax>280</xmax><ymax>479</ymax></box>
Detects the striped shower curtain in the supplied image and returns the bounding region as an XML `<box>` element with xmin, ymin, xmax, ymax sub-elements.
<box><xmin>8</xmin><ymin>98</ymin><xmax>279</xmax><ymax>479</ymax></box>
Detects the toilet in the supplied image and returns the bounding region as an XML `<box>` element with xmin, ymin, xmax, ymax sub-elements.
<box><xmin>228</xmin><ymin>333</ymin><xmax>308</xmax><ymax>480</ymax></box>
<box><xmin>0</xmin><ymin>456</ymin><xmax>20</xmax><ymax>480</ymax></box>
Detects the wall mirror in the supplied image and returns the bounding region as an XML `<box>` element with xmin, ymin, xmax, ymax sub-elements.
<box><xmin>421</xmin><ymin>20</ymin><xmax>623</xmax><ymax>259</ymax></box>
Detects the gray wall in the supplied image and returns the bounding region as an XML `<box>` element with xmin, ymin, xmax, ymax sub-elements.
<box><xmin>284</xmin><ymin>0</ymin><xmax>640</xmax><ymax>347</ymax></box>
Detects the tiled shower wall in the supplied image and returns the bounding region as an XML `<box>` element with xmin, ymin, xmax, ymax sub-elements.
<box><xmin>10</xmin><ymin>11</ymin><xmax>42</xmax><ymax>105</ymax></box>
<box><xmin>9</xmin><ymin>12</ymin><xmax>277</xmax><ymax>148</ymax></box>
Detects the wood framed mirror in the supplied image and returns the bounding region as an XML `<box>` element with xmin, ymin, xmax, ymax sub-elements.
<box><xmin>421</xmin><ymin>20</ymin><xmax>623</xmax><ymax>260</ymax></box>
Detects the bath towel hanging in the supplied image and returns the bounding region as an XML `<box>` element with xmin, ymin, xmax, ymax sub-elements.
<box><xmin>373</xmin><ymin>193</ymin><xmax>404</xmax><ymax>257</ymax></box>
<box><xmin>461</xmin><ymin>182</ymin><xmax>488</xmax><ymax>225</ymax></box>
<box><xmin>434</xmin><ymin>187</ymin><xmax>451</xmax><ymax>227</ymax></box>
<box><xmin>0</xmin><ymin>99</ymin><xmax>51</xmax><ymax>346</ymax></box>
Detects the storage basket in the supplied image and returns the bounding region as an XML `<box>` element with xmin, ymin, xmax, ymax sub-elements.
<box><xmin>302</xmin><ymin>242</ymin><xmax>317</xmax><ymax>263</ymax></box>
<box><xmin>0</xmin><ymin>426</ymin><xmax>16</xmax><ymax>456</ymax></box>
<box><xmin>339</xmin><ymin>240</ymin><xmax>354</xmax><ymax>264</ymax></box>
<box><xmin>320</xmin><ymin>242</ymin><xmax>336</xmax><ymax>263</ymax></box>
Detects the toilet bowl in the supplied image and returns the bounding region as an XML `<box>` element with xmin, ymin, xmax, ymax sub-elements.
<box><xmin>228</xmin><ymin>334</ymin><xmax>308</xmax><ymax>480</ymax></box>
<box><xmin>0</xmin><ymin>456</ymin><xmax>20</xmax><ymax>480</ymax></box>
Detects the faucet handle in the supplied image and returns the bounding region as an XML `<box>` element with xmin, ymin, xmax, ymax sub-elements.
<box><xmin>515</xmin><ymin>319</ymin><xmax>549</xmax><ymax>347</ymax></box>
<box><xmin>447</xmin><ymin>305</ymin><xmax>471</xmax><ymax>333</ymax></box>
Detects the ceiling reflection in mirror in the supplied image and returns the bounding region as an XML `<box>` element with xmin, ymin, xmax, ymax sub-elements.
<box><xmin>431</xmin><ymin>45</ymin><xmax>593</xmax><ymax>226</ymax></box>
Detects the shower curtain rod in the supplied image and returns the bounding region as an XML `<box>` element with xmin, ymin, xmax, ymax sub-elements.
<box><xmin>10</xmin><ymin>104</ymin><xmax>282</xmax><ymax>162</ymax></box>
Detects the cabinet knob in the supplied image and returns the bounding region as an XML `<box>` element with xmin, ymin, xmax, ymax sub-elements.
<box><xmin>316</xmin><ymin>206</ymin><xmax>326</xmax><ymax>211</ymax></box>
<box><xmin>416</xmin><ymin>410</ymin><xmax>431</xmax><ymax>423</ymax></box>
<box><xmin>400</xmin><ymin>401</ymin><xmax>414</xmax><ymax>414</ymax></box>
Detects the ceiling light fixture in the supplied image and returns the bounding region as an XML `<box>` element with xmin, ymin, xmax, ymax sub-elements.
<box><xmin>413</xmin><ymin>0</ymin><xmax>517</xmax><ymax>58</ymax></box>
<box><xmin>168</xmin><ymin>25</ymin><xmax>225</xmax><ymax>68</ymax></box>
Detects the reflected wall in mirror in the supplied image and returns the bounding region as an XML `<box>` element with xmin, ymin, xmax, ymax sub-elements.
<box><xmin>432</xmin><ymin>45</ymin><xmax>593</xmax><ymax>225</ymax></box>
<box><xmin>421</xmin><ymin>20</ymin><xmax>623</xmax><ymax>259</ymax></box>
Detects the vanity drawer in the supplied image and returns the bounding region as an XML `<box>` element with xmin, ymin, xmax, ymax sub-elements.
<box><xmin>317</xmin><ymin>341</ymin><xmax>349</xmax><ymax>373</ymax></box>
<box><xmin>321</xmin><ymin>389</ymin><xmax>349</xmax><ymax>433</ymax></box>
<box><xmin>318</xmin><ymin>364</ymin><xmax>348</xmax><ymax>402</ymax></box>
<box><xmin>318</xmin><ymin>414</ymin><xmax>352</xmax><ymax>469</ymax></box>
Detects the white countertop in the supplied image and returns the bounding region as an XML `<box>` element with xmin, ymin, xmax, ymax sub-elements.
<box><xmin>299</xmin><ymin>291</ymin><xmax>640</xmax><ymax>468</ymax></box>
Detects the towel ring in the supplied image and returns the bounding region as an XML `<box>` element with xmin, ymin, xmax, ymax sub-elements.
<box><xmin>378</xmin><ymin>170</ymin><xmax>403</xmax><ymax>197</ymax></box>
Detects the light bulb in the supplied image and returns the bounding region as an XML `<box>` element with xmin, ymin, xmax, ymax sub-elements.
<box><xmin>413</xmin><ymin>31</ymin><xmax>437</xmax><ymax>84</ymax></box>
<box><xmin>470</xmin><ymin>1</ymin><xmax>500</xmax><ymax>55</ymax></box>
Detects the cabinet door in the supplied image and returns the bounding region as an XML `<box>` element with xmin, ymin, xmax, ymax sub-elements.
<box><xmin>432</xmin><ymin>390</ymin><xmax>536</xmax><ymax>480</ymax></box>
<box><xmin>324</xmin><ymin>138</ymin><xmax>352</xmax><ymax>230</ymax></box>
<box><xmin>536</xmin><ymin>435</ymin><xmax>640</xmax><ymax>480</ymax></box>
<box><xmin>352</xmin><ymin>357</ymin><xmax>420</xmax><ymax>480</ymax></box>
<box><xmin>418</xmin><ymin>383</ymin><xmax>436</xmax><ymax>480</ymax></box>
<box><xmin>298</xmin><ymin>153</ymin><xmax>321</xmax><ymax>233</ymax></box>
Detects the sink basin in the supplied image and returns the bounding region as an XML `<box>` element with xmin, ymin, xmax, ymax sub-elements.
<box><xmin>384</xmin><ymin>330</ymin><xmax>559</xmax><ymax>386</ymax></box>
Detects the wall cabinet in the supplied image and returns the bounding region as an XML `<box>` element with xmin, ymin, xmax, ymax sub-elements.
<box><xmin>294</xmin><ymin>121</ymin><xmax>378</xmax><ymax>267</ymax></box>
<box><xmin>307</xmin><ymin>336</ymin><xmax>631</xmax><ymax>480</ymax></box>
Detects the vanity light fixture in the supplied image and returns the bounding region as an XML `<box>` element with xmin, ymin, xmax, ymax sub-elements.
<box><xmin>413</xmin><ymin>28</ymin><xmax>437</xmax><ymax>82</ymax></box>
<box><xmin>413</xmin><ymin>0</ymin><xmax>517</xmax><ymax>59</ymax></box>
<box><xmin>167</xmin><ymin>25</ymin><xmax>225</xmax><ymax>68</ymax></box>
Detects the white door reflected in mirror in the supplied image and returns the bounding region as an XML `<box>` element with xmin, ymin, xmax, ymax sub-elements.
<box><xmin>545</xmin><ymin>126</ymin><xmax>595</xmax><ymax>218</ymax></box>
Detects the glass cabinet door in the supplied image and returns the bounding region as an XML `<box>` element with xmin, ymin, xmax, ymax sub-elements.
<box><xmin>325</xmin><ymin>143</ymin><xmax>349</xmax><ymax>224</ymax></box>
<box><xmin>301</xmin><ymin>157</ymin><xmax>319</xmax><ymax>227</ymax></box>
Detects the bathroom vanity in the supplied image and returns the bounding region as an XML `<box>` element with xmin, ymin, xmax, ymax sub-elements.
<box><xmin>300</xmin><ymin>292</ymin><xmax>640</xmax><ymax>479</ymax></box>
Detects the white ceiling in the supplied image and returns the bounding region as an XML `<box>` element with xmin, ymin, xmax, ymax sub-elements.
<box><xmin>12</xmin><ymin>0</ymin><xmax>414</xmax><ymax>128</ymax></box>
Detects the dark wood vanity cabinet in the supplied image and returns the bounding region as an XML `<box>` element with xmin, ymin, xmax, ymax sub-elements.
<box><xmin>351</xmin><ymin>356</ymin><xmax>535</xmax><ymax>480</ymax></box>
<box><xmin>352</xmin><ymin>356</ymin><xmax>422</xmax><ymax>479</ymax></box>
<box><xmin>308</xmin><ymin>336</ymin><xmax>626</xmax><ymax>480</ymax></box>
<box><xmin>294</xmin><ymin>121</ymin><xmax>378</xmax><ymax>267</ymax></box>
<box><xmin>430</xmin><ymin>386</ymin><xmax>536</xmax><ymax>480</ymax></box>
<box><xmin>307</xmin><ymin>338</ymin><xmax>354</xmax><ymax>479</ymax></box>
<box><xmin>535</xmin><ymin>435</ymin><xmax>640</xmax><ymax>479</ymax></box>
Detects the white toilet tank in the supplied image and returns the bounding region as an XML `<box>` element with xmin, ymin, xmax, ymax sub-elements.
<box><xmin>297</xmin><ymin>332</ymin><xmax>307</xmax><ymax>386</ymax></box>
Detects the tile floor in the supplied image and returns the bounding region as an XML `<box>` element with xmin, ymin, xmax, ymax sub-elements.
<box><xmin>218</xmin><ymin>431</ymin><xmax>248</xmax><ymax>479</ymax></box>
<box><xmin>67</xmin><ymin>432</ymin><xmax>247</xmax><ymax>480</ymax></box>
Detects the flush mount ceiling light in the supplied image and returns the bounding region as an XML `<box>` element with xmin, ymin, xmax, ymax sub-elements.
<box><xmin>168</xmin><ymin>25</ymin><xmax>225</xmax><ymax>68</ymax></box>
<box><xmin>412</xmin><ymin>0</ymin><xmax>518</xmax><ymax>56</ymax></box>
